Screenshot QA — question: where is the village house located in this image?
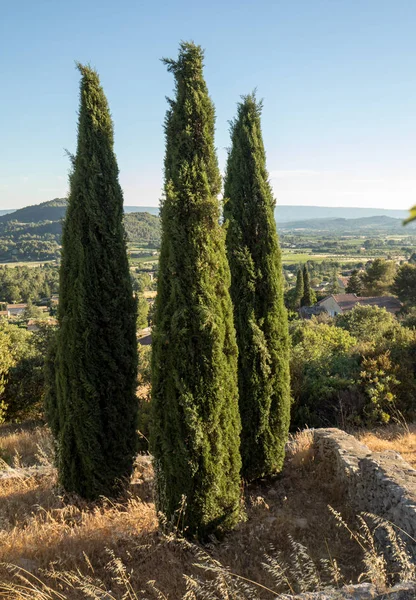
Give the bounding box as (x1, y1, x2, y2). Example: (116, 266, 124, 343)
(6, 303, 27, 316)
(300, 293, 402, 319)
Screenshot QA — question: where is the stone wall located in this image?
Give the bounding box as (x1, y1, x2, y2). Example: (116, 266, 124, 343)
(286, 581, 416, 599)
(283, 429, 416, 599)
(312, 428, 416, 553)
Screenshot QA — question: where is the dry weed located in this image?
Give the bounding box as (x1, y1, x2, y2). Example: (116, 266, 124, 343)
(0, 424, 54, 468)
(285, 429, 315, 469)
(357, 423, 416, 467)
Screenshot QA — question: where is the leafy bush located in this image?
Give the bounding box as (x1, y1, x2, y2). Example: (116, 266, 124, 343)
(359, 352, 399, 424)
(336, 305, 398, 345)
(290, 320, 359, 429)
(290, 307, 416, 429)
(0, 322, 56, 422)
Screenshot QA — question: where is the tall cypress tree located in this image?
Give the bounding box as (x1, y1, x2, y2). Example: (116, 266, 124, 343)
(294, 269, 304, 309)
(150, 43, 242, 539)
(301, 264, 316, 306)
(45, 64, 138, 499)
(224, 94, 291, 481)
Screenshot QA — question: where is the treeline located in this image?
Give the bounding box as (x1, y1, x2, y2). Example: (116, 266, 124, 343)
(0, 231, 60, 262)
(285, 257, 416, 313)
(0, 265, 59, 303)
(124, 212, 160, 246)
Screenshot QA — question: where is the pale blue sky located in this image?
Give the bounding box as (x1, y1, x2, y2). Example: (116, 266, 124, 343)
(1, 0, 415, 210)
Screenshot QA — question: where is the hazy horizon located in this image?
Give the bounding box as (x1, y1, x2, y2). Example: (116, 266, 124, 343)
(0, 200, 409, 221)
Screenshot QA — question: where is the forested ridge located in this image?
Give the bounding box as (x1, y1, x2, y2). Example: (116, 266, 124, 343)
(0, 198, 161, 261)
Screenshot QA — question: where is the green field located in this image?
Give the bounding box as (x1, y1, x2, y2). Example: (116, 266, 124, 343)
(0, 260, 57, 268)
(129, 256, 159, 266)
(280, 252, 371, 265)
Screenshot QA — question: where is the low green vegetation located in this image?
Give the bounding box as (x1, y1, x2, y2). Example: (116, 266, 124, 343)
(291, 305, 416, 429)
(0, 320, 54, 423)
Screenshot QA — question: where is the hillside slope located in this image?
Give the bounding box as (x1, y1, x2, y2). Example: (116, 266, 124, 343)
(0, 199, 160, 261)
(0, 198, 67, 224)
(278, 215, 412, 232)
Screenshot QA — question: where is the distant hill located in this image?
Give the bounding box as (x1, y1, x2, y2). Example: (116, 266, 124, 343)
(0, 198, 67, 224)
(2, 202, 407, 222)
(124, 205, 409, 221)
(124, 206, 159, 216)
(0, 198, 160, 262)
(274, 205, 408, 223)
(124, 212, 160, 244)
(277, 214, 413, 232)
(0, 198, 411, 263)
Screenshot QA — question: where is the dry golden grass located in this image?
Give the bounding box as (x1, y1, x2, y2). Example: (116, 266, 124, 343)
(0, 423, 53, 467)
(0, 424, 412, 598)
(357, 423, 416, 468)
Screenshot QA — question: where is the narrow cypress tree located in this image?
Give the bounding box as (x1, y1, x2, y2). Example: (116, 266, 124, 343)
(346, 269, 363, 295)
(294, 269, 304, 309)
(301, 264, 316, 306)
(45, 64, 138, 499)
(224, 94, 291, 481)
(150, 42, 242, 539)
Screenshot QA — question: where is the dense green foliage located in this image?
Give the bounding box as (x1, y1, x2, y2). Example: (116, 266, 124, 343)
(151, 43, 241, 539)
(0, 322, 55, 422)
(136, 296, 149, 329)
(301, 265, 316, 306)
(294, 269, 304, 308)
(46, 65, 138, 500)
(291, 306, 416, 429)
(346, 269, 363, 295)
(0, 265, 58, 303)
(392, 263, 416, 308)
(361, 258, 396, 296)
(224, 94, 290, 481)
(124, 212, 160, 247)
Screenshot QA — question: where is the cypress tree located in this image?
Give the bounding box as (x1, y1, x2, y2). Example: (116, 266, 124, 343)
(45, 64, 138, 499)
(301, 264, 316, 306)
(346, 269, 363, 295)
(224, 94, 291, 481)
(294, 269, 304, 309)
(150, 42, 242, 539)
